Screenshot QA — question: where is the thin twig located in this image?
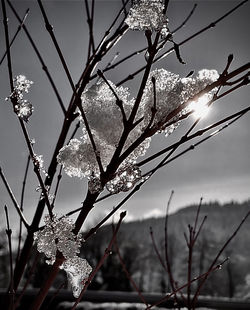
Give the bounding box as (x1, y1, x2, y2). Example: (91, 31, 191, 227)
(164, 190, 181, 305)
(117, 0, 249, 86)
(14, 252, 40, 309)
(114, 232, 148, 306)
(150, 227, 167, 272)
(156, 111, 249, 172)
(63, 104, 250, 221)
(2, 0, 54, 219)
(85, 0, 95, 61)
(138, 101, 250, 168)
(172, 3, 197, 34)
(0, 8, 29, 66)
(76, 103, 104, 176)
(4, 205, 15, 310)
(97, 69, 127, 122)
(43, 281, 66, 310)
(0, 167, 30, 229)
(83, 182, 143, 241)
(121, 0, 128, 16)
(7, 0, 66, 114)
(37, 0, 76, 92)
(146, 258, 229, 309)
(71, 212, 127, 310)
(2, 2, 56, 219)
(192, 209, 250, 307)
(186, 199, 205, 309)
(1, 0, 14, 90)
(52, 121, 81, 208)
(16, 155, 31, 264)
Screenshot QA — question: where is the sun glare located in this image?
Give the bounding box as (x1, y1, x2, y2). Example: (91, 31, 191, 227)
(189, 94, 211, 119)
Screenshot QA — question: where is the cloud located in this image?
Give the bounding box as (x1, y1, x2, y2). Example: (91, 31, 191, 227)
(143, 208, 165, 220)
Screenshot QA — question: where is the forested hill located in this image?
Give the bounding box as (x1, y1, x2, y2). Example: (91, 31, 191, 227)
(114, 199, 250, 252)
(84, 200, 250, 296)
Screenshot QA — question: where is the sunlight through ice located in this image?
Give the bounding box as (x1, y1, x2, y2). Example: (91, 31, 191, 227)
(189, 94, 211, 119)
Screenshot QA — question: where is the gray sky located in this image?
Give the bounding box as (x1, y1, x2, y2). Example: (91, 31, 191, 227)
(0, 0, 249, 231)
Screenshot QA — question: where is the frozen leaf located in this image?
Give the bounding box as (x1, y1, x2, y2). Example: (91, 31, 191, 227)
(125, 0, 167, 32)
(6, 75, 34, 121)
(14, 100, 33, 122)
(81, 81, 133, 147)
(57, 138, 115, 178)
(141, 68, 219, 128)
(61, 257, 92, 298)
(58, 68, 218, 180)
(106, 164, 142, 194)
(34, 214, 81, 265)
(14, 75, 33, 94)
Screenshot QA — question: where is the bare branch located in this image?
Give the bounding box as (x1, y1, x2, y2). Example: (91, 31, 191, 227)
(114, 232, 148, 306)
(16, 155, 31, 263)
(146, 258, 229, 309)
(0, 8, 29, 67)
(97, 69, 127, 123)
(4, 205, 15, 310)
(37, 0, 76, 92)
(0, 167, 30, 229)
(7, 0, 66, 114)
(192, 208, 250, 307)
(117, 0, 249, 86)
(71, 212, 127, 310)
(172, 3, 197, 34)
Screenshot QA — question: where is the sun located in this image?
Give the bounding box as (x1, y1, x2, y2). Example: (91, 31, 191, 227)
(189, 94, 211, 119)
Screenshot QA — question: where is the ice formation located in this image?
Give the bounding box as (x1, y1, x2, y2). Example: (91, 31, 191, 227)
(34, 214, 82, 265)
(125, 0, 168, 34)
(141, 68, 219, 129)
(58, 69, 218, 193)
(61, 257, 92, 298)
(106, 164, 142, 194)
(6, 75, 34, 122)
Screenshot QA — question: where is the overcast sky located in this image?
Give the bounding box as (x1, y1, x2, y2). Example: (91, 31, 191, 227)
(0, 0, 249, 232)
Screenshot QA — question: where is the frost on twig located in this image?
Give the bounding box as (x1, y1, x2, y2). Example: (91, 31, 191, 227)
(141, 68, 219, 130)
(106, 164, 142, 194)
(33, 214, 82, 265)
(6, 75, 34, 122)
(60, 257, 92, 298)
(125, 0, 169, 37)
(34, 214, 93, 297)
(57, 68, 219, 194)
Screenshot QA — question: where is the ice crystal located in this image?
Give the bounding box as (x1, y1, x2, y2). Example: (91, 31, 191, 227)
(33, 154, 44, 169)
(34, 214, 81, 265)
(58, 68, 218, 184)
(127, 138, 151, 163)
(141, 68, 219, 129)
(14, 75, 33, 95)
(125, 0, 167, 32)
(14, 100, 33, 122)
(57, 138, 115, 178)
(106, 164, 142, 194)
(58, 80, 149, 180)
(6, 75, 34, 122)
(81, 81, 133, 147)
(61, 257, 92, 298)
(164, 121, 180, 137)
(88, 176, 103, 194)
